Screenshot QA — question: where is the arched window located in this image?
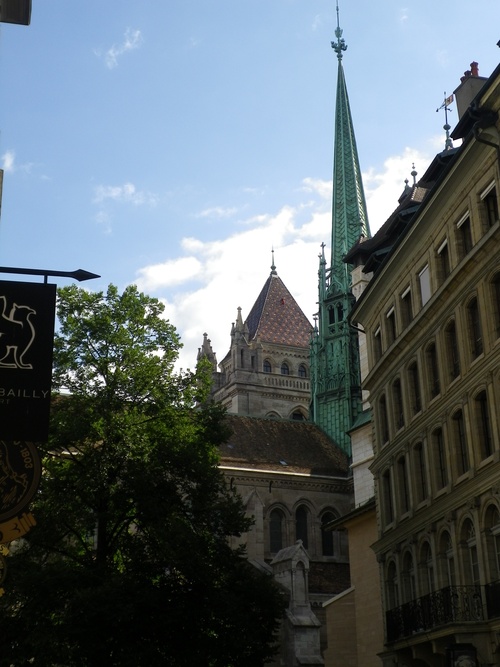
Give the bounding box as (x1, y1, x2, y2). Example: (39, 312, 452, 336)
(413, 442, 427, 504)
(408, 361, 421, 415)
(379, 394, 389, 444)
(467, 296, 483, 359)
(269, 509, 285, 553)
(426, 342, 440, 398)
(386, 561, 399, 610)
(402, 551, 416, 603)
(298, 364, 307, 378)
(321, 512, 336, 557)
(444, 319, 460, 381)
(263, 359, 272, 373)
(460, 519, 480, 586)
(474, 390, 493, 460)
(392, 378, 404, 430)
(295, 505, 309, 549)
(438, 531, 455, 587)
(291, 410, 305, 421)
(452, 409, 469, 476)
(432, 427, 448, 490)
(420, 542, 435, 594)
(281, 362, 289, 376)
(484, 505, 500, 582)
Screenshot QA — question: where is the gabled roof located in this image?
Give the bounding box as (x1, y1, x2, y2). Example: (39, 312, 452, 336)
(219, 415, 350, 477)
(245, 273, 312, 348)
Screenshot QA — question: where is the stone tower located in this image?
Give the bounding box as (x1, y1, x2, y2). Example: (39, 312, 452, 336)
(199, 255, 313, 419)
(310, 4, 371, 454)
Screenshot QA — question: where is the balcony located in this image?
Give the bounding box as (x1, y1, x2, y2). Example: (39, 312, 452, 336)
(386, 586, 483, 643)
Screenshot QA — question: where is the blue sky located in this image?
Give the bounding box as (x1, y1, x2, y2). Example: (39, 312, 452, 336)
(1, 1, 499, 370)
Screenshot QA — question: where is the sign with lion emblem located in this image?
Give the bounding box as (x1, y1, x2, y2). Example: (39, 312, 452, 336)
(0, 281, 56, 441)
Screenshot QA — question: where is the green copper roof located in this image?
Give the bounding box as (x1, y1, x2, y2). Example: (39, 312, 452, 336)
(309, 8, 370, 455)
(331, 57, 370, 282)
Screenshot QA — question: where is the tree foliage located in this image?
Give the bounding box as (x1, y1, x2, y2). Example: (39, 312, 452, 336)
(0, 284, 283, 666)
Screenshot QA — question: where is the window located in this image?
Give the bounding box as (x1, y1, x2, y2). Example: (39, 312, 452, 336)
(481, 182, 499, 228)
(321, 512, 336, 557)
(298, 364, 307, 378)
(437, 239, 450, 284)
(491, 272, 500, 338)
(467, 296, 483, 358)
(419, 264, 431, 306)
(269, 509, 285, 553)
(392, 379, 404, 431)
(461, 520, 480, 586)
(445, 320, 460, 381)
(382, 469, 394, 525)
(456, 212, 473, 259)
(386, 307, 396, 346)
(452, 409, 469, 476)
(263, 359, 272, 373)
(421, 542, 435, 594)
(433, 427, 448, 490)
(400, 287, 413, 328)
(408, 361, 421, 415)
(379, 394, 389, 444)
(475, 390, 493, 460)
(485, 506, 500, 582)
(386, 561, 399, 610)
(413, 442, 427, 503)
(402, 552, 416, 603)
(426, 342, 440, 398)
(438, 531, 456, 588)
(373, 327, 382, 362)
(281, 362, 289, 376)
(295, 506, 309, 549)
(397, 455, 410, 514)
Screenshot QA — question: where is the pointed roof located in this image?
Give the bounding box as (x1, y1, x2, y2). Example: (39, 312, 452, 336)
(330, 11, 370, 279)
(245, 270, 312, 348)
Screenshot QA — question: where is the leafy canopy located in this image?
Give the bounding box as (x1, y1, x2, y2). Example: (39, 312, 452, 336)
(0, 284, 283, 667)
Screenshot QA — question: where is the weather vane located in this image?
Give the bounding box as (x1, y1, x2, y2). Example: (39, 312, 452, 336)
(436, 92, 454, 150)
(331, 1, 347, 59)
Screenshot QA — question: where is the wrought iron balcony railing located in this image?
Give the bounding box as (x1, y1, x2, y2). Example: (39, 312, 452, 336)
(386, 585, 483, 643)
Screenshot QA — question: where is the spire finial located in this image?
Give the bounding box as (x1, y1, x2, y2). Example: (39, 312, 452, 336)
(411, 163, 417, 186)
(436, 92, 454, 151)
(331, 1, 347, 60)
(270, 248, 277, 275)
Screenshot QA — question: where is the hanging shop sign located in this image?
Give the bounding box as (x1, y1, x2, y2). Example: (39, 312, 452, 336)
(0, 281, 56, 442)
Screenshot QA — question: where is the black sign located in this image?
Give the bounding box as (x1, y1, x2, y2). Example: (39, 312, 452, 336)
(0, 281, 56, 441)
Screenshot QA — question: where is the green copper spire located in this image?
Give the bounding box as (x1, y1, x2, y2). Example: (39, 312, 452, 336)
(310, 4, 370, 455)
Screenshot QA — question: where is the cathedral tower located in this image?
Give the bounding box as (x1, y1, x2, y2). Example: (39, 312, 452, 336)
(310, 4, 370, 454)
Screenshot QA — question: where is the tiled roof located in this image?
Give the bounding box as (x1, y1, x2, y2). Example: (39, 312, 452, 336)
(220, 415, 349, 477)
(245, 274, 313, 348)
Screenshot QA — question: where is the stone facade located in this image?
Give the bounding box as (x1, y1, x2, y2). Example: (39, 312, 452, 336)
(350, 63, 500, 666)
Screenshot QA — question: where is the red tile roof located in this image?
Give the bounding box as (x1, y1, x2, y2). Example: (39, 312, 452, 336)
(245, 274, 313, 348)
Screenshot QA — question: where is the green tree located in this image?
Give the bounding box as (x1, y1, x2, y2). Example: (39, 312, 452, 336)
(0, 284, 283, 667)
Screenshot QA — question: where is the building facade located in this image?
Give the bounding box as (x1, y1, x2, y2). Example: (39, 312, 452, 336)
(351, 62, 500, 666)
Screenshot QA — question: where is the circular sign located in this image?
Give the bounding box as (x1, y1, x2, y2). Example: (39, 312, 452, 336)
(0, 441, 41, 523)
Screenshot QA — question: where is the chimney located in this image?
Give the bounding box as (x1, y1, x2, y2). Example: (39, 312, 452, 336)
(453, 62, 488, 119)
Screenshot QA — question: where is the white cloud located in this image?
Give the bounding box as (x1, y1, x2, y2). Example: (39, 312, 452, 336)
(1, 150, 15, 173)
(134, 146, 434, 371)
(1, 150, 34, 174)
(363, 146, 432, 232)
(93, 182, 157, 206)
(95, 28, 143, 70)
(197, 206, 238, 219)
